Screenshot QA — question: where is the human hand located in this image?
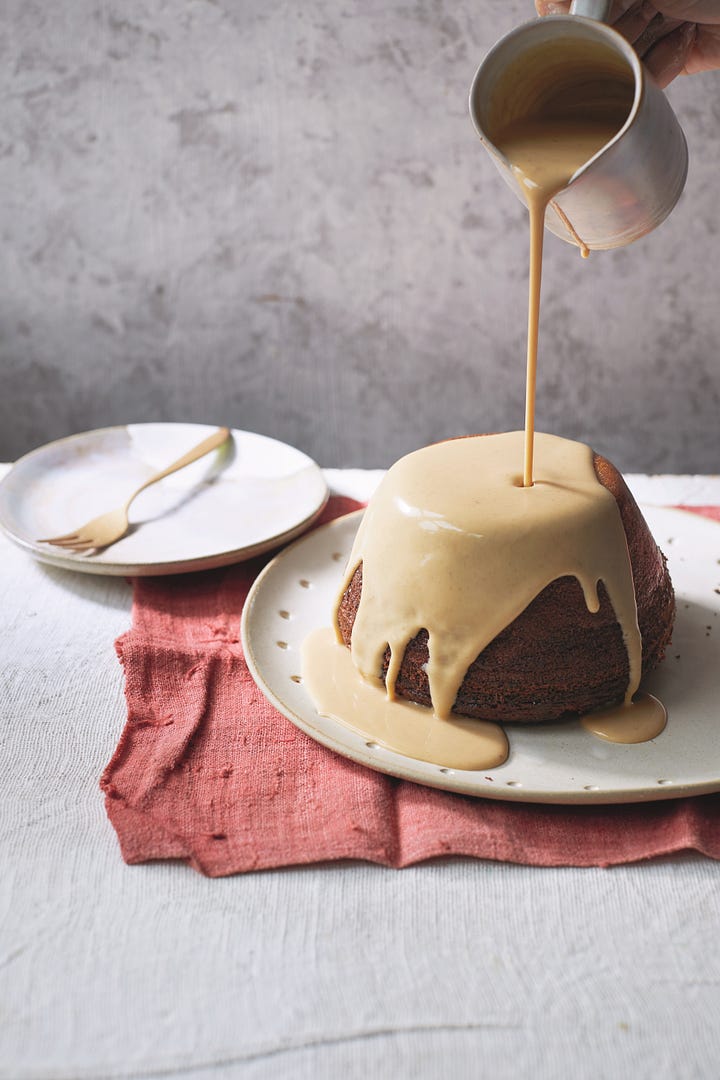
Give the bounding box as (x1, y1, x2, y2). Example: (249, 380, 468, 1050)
(535, 1, 720, 86)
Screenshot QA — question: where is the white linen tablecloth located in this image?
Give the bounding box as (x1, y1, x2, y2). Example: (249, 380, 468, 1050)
(2, 465, 720, 1080)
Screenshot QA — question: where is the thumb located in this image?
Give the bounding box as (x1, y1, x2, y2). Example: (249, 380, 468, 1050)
(644, 20, 697, 85)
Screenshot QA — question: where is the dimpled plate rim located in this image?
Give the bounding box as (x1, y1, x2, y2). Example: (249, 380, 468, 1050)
(241, 506, 720, 804)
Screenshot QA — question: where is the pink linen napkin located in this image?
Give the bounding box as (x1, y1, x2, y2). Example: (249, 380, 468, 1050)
(101, 497, 720, 874)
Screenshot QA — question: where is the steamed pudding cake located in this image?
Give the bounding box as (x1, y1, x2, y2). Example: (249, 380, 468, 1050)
(334, 432, 675, 724)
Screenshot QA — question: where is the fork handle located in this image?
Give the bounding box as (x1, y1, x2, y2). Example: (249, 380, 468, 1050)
(124, 426, 232, 509)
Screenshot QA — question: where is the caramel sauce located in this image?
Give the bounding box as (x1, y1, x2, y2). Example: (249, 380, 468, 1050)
(333, 431, 641, 727)
(581, 692, 667, 744)
(302, 627, 509, 771)
(492, 116, 626, 487)
(299, 50, 667, 767)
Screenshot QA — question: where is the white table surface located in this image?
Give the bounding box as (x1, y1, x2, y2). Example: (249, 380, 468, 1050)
(2, 464, 720, 1080)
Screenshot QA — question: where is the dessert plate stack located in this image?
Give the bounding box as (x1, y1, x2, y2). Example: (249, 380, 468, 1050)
(0, 424, 328, 576)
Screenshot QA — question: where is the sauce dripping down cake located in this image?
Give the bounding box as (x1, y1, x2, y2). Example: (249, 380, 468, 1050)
(333, 432, 674, 725)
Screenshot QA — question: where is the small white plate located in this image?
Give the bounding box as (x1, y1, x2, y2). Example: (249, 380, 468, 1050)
(0, 424, 328, 576)
(242, 507, 720, 804)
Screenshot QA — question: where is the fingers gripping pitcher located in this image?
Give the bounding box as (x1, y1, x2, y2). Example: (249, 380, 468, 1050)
(469, 0, 688, 252)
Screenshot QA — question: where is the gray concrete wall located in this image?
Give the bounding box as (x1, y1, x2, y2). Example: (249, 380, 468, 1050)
(2, 0, 719, 472)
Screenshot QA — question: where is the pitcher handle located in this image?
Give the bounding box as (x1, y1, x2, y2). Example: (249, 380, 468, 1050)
(569, 0, 612, 19)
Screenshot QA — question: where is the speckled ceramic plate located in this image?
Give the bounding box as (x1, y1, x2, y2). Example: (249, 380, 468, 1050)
(0, 424, 328, 576)
(242, 506, 720, 804)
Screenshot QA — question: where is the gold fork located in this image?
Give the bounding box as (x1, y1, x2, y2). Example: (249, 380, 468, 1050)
(39, 426, 231, 553)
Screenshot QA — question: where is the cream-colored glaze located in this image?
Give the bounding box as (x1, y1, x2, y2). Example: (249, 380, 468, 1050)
(493, 117, 627, 487)
(581, 692, 667, 744)
(302, 72, 666, 767)
(335, 431, 642, 724)
(550, 200, 589, 259)
(302, 627, 509, 771)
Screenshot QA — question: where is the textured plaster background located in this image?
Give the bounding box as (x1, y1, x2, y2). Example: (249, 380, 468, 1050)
(1, 0, 719, 471)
